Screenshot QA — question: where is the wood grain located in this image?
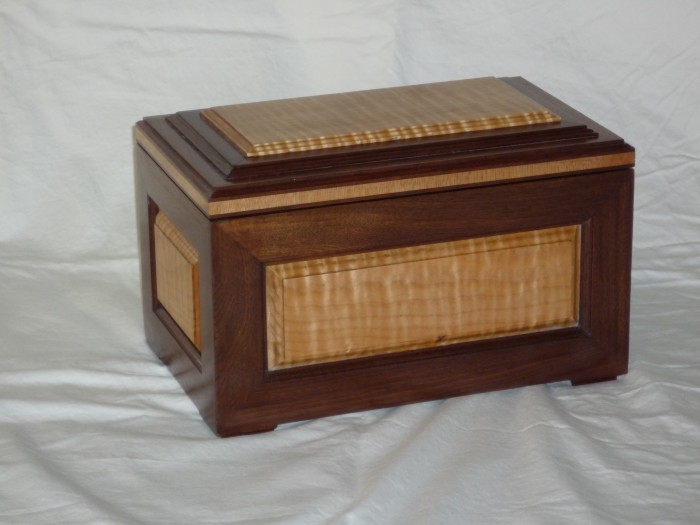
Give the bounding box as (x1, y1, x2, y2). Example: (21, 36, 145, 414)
(266, 226, 580, 369)
(203, 77, 560, 157)
(154, 211, 201, 350)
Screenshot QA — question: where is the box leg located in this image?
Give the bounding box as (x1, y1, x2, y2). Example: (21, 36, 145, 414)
(570, 375, 618, 387)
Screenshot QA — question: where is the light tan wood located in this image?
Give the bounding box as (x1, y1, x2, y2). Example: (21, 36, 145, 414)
(202, 77, 560, 157)
(266, 226, 580, 369)
(154, 211, 201, 351)
(134, 125, 635, 218)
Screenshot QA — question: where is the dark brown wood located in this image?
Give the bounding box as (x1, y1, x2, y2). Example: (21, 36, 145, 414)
(135, 145, 216, 428)
(571, 375, 619, 387)
(134, 77, 634, 436)
(204, 170, 632, 435)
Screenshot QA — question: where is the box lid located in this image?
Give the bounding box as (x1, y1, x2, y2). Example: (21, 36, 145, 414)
(135, 77, 634, 218)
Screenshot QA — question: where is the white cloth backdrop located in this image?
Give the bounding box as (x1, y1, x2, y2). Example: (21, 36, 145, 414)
(1, 1, 699, 523)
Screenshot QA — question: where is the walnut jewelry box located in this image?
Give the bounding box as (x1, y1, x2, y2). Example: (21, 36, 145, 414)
(134, 76, 634, 437)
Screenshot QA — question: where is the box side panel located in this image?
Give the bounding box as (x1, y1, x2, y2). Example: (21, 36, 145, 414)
(134, 144, 216, 431)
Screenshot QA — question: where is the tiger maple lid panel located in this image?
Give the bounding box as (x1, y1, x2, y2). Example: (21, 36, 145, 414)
(201, 77, 561, 157)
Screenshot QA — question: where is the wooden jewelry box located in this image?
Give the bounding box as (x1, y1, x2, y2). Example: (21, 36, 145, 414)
(134, 77, 634, 437)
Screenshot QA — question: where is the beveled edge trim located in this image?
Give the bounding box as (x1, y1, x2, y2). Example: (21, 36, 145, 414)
(203, 108, 561, 158)
(200, 109, 254, 154)
(135, 123, 634, 218)
(201, 77, 562, 157)
(135, 125, 210, 214)
(155, 211, 198, 265)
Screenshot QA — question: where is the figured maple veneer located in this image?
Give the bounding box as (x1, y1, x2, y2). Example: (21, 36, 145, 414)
(153, 211, 201, 351)
(266, 226, 580, 369)
(202, 77, 560, 157)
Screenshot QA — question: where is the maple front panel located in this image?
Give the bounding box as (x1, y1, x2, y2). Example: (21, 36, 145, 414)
(266, 226, 580, 369)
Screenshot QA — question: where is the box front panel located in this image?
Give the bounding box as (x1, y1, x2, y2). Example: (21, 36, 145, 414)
(266, 226, 580, 369)
(212, 169, 632, 435)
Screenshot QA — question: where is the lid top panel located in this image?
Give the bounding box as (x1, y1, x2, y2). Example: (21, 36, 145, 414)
(202, 77, 561, 158)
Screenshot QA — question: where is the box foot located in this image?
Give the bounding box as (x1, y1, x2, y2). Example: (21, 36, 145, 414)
(570, 375, 618, 387)
(217, 424, 278, 438)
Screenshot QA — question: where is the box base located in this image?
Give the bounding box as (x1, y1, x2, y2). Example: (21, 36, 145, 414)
(135, 143, 633, 437)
